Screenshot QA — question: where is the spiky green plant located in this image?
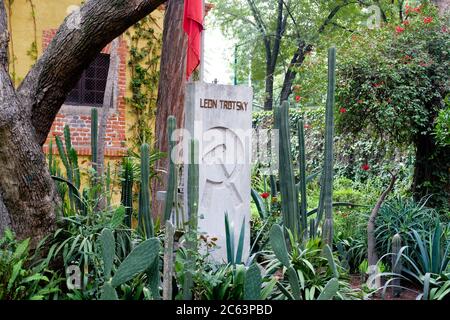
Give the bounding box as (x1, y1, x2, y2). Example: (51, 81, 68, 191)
(91, 108, 99, 174)
(316, 46, 336, 245)
(225, 212, 246, 265)
(182, 139, 199, 300)
(138, 143, 154, 239)
(120, 157, 134, 229)
(163, 116, 177, 222)
(274, 101, 301, 239)
(391, 233, 402, 297)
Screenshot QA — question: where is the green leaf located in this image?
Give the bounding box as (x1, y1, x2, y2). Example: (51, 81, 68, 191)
(244, 264, 261, 300)
(317, 278, 339, 300)
(235, 217, 246, 264)
(269, 224, 291, 268)
(100, 228, 115, 280)
(13, 239, 30, 260)
(100, 282, 119, 300)
(111, 238, 160, 287)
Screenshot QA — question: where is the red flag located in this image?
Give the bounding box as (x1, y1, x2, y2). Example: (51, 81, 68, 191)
(183, 0, 204, 80)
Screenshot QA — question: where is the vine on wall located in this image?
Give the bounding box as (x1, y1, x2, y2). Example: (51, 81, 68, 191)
(5, 0, 39, 85)
(25, 0, 38, 64)
(125, 16, 162, 151)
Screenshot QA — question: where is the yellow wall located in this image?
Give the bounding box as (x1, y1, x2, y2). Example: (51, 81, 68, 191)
(7, 0, 164, 205)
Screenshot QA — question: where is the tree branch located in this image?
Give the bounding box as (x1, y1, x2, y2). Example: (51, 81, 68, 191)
(0, 0, 9, 70)
(17, 0, 166, 145)
(247, 0, 271, 62)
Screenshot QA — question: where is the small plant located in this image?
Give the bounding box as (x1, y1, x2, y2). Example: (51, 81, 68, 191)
(0, 229, 62, 300)
(99, 228, 160, 300)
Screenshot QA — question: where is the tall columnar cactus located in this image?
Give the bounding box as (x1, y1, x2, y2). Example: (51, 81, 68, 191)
(316, 47, 336, 245)
(163, 116, 177, 222)
(139, 143, 154, 239)
(99, 228, 160, 300)
(162, 220, 175, 300)
(297, 119, 308, 237)
(91, 107, 99, 174)
(120, 157, 134, 229)
(55, 125, 82, 211)
(183, 139, 199, 300)
(391, 233, 403, 297)
(274, 101, 301, 239)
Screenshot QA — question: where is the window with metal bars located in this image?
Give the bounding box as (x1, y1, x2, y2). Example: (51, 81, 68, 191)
(65, 53, 110, 107)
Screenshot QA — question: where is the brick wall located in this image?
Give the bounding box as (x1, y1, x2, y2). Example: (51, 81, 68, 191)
(42, 29, 128, 158)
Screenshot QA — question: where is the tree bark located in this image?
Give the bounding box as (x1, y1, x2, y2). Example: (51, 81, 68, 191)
(151, 0, 187, 219)
(0, 0, 165, 244)
(412, 131, 450, 208)
(367, 172, 396, 288)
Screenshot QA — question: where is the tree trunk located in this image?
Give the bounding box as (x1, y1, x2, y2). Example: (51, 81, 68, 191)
(367, 172, 396, 288)
(0, 0, 165, 244)
(412, 131, 450, 208)
(151, 0, 187, 219)
(279, 44, 312, 103)
(264, 64, 275, 110)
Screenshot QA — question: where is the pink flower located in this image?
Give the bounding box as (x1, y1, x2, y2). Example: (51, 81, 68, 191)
(357, 99, 363, 104)
(304, 124, 311, 129)
(402, 20, 410, 26)
(361, 164, 370, 171)
(395, 26, 405, 33)
(423, 17, 433, 24)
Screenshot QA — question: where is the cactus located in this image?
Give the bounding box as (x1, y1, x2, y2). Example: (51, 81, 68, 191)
(163, 116, 177, 222)
(139, 143, 154, 239)
(391, 233, 402, 297)
(316, 47, 336, 245)
(244, 264, 262, 300)
(99, 228, 161, 300)
(297, 118, 308, 238)
(183, 139, 199, 300)
(163, 220, 175, 300)
(317, 278, 339, 300)
(120, 157, 134, 229)
(91, 107, 98, 174)
(269, 224, 301, 300)
(274, 101, 301, 238)
(54, 125, 83, 212)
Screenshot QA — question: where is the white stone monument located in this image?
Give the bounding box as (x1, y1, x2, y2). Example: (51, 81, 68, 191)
(183, 82, 253, 263)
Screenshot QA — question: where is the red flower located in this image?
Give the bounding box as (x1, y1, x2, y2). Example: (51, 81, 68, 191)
(413, 6, 422, 13)
(339, 107, 347, 113)
(372, 82, 383, 88)
(361, 164, 370, 171)
(395, 26, 405, 33)
(295, 95, 301, 102)
(402, 20, 410, 26)
(260, 192, 270, 199)
(405, 5, 411, 15)
(423, 17, 433, 24)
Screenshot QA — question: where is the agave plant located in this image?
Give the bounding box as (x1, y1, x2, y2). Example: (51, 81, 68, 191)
(381, 220, 450, 300)
(375, 196, 437, 257)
